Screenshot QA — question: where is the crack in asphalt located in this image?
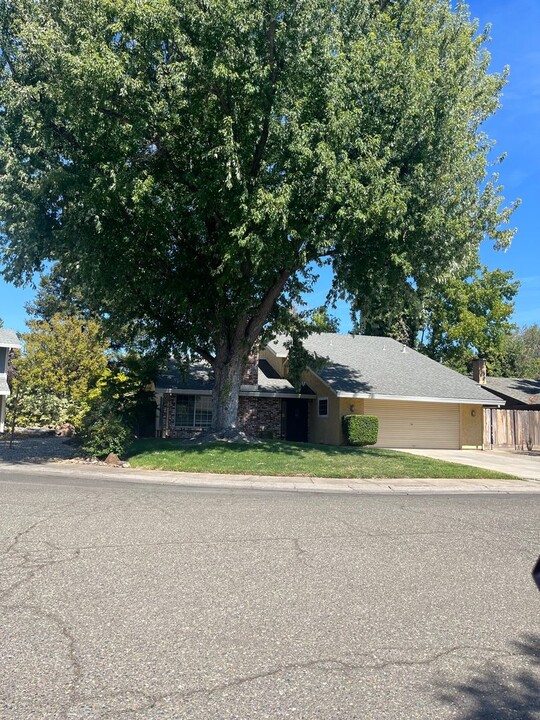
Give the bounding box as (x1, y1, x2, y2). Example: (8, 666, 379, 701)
(396, 501, 536, 558)
(0, 495, 94, 601)
(7, 526, 481, 555)
(67, 644, 523, 718)
(2, 604, 82, 720)
(292, 538, 313, 567)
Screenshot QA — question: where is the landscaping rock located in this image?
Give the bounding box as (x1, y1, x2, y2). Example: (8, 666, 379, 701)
(55, 422, 76, 438)
(104, 452, 123, 466)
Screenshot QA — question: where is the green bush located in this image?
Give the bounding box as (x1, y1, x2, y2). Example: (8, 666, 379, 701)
(79, 413, 132, 458)
(8, 388, 81, 428)
(342, 415, 378, 446)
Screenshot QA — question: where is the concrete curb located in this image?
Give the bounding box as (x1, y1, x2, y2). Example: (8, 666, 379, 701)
(1, 460, 540, 494)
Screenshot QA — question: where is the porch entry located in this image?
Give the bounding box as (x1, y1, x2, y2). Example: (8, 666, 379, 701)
(283, 399, 309, 442)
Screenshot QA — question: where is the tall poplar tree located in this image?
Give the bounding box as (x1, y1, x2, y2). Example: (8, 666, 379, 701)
(0, 0, 516, 430)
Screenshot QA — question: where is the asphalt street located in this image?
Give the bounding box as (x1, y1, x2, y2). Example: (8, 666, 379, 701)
(1, 471, 539, 720)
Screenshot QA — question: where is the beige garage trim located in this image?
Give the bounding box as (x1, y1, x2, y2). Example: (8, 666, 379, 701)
(364, 400, 460, 449)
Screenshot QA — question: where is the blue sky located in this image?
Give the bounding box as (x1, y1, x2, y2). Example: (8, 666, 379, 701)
(1, 0, 538, 334)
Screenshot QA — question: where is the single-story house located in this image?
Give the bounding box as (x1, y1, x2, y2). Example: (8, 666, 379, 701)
(156, 333, 504, 449)
(154, 350, 315, 441)
(262, 334, 504, 449)
(0, 328, 21, 433)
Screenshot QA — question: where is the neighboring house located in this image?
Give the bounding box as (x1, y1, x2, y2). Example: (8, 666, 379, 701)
(263, 334, 503, 449)
(474, 361, 540, 409)
(154, 350, 315, 441)
(156, 333, 503, 449)
(0, 328, 21, 433)
(472, 358, 540, 448)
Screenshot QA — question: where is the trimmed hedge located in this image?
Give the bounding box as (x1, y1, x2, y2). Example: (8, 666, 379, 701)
(342, 415, 378, 446)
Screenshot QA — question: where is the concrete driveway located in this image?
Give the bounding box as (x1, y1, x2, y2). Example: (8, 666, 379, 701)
(398, 448, 540, 480)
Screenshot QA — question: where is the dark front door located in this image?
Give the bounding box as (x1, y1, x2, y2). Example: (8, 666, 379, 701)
(284, 399, 309, 442)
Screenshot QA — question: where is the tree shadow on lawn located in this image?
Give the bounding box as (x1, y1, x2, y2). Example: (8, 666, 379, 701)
(127, 439, 400, 460)
(438, 634, 540, 720)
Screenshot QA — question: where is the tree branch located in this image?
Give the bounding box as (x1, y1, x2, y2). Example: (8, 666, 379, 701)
(211, 84, 232, 116)
(194, 345, 215, 364)
(249, 18, 279, 184)
(245, 266, 291, 346)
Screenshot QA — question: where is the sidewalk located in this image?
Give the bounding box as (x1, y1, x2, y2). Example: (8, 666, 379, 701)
(1, 460, 540, 494)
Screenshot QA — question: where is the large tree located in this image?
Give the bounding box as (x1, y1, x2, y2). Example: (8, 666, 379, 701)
(0, 0, 516, 430)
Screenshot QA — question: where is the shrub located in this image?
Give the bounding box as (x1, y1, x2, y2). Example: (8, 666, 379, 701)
(342, 415, 378, 446)
(79, 413, 131, 458)
(8, 388, 81, 428)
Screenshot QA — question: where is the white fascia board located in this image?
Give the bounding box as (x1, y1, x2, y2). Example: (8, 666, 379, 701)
(335, 391, 505, 406)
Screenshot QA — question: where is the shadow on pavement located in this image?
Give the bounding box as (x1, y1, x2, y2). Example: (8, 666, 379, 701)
(439, 634, 540, 719)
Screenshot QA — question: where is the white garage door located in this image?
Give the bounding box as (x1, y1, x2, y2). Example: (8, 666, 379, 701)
(364, 400, 460, 449)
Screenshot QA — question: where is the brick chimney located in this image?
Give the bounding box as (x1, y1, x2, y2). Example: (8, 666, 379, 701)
(472, 358, 487, 385)
(242, 346, 259, 386)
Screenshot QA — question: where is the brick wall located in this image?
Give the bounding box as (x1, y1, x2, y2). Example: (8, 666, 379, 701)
(158, 393, 283, 439)
(237, 397, 283, 438)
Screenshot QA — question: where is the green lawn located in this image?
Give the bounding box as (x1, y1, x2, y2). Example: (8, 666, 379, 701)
(126, 439, 517, 479)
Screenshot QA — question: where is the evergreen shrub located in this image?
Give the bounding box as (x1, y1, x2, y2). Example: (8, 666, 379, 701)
(342, 415, 378, 446)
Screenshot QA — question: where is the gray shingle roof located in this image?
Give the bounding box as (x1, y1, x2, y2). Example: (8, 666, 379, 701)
(156, 360, 314, 397)
(267, 333, 501, 404)
(156, 361, 212, 392)
(484, 377, 540, 406)
(0, 328, 21, 348)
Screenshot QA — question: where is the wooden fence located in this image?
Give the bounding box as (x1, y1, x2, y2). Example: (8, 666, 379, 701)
(484, 408, 540, 450)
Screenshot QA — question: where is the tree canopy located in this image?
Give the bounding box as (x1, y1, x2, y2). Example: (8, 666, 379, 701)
(0, 0, 517, 429)
(418, 265, 519, 374)
(499, 324, 540, 379)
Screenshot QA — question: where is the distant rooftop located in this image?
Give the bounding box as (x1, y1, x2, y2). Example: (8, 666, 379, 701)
(0, 328, 21, 348)
(484, 377, 540, 406)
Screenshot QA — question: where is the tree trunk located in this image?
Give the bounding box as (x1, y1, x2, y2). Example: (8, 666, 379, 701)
(211, 350, 246, 432)
(209, 269, 291, 433)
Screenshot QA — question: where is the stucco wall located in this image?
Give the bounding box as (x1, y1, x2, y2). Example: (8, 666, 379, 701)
(259, 348, 287, 377)
(303, 370, 340, 445)
(460, 404, 483, 449)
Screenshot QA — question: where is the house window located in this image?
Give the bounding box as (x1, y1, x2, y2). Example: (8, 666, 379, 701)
(175, 395, 213, 428)
(318, 397, 329, 417)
